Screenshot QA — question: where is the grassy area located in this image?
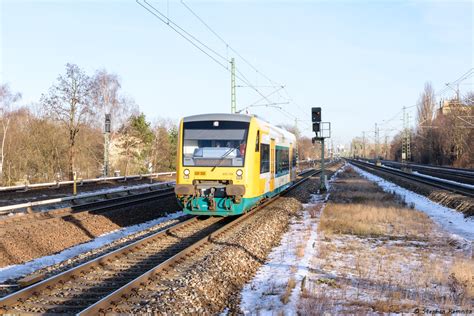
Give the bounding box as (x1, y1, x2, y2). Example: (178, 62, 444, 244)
(298, 165, 474, 314)
(320, 167, 433, 238)
(320, 203, 433, 238)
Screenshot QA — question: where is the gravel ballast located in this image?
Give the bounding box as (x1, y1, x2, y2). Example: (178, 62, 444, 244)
(121, 164, 343, 314)
(0, 196, 180, 267)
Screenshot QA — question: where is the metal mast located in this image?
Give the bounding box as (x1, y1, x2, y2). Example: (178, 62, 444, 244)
(104, 114, 111, 177)
(230, 58, 236, 113)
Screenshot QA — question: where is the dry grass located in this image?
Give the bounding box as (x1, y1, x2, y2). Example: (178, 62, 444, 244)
(298, 165, 474, 313)
(319, 203, 433, 238)
(280, 277, 296, 304)
(296, 244, 305, 258)
(449, 258, 474, 299)
(308, 204, 322, 218)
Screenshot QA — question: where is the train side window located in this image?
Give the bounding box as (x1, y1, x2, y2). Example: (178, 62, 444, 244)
(255, 131, 260, 152)
(275, 147, 289, 175)
(260, 143, 270, 173)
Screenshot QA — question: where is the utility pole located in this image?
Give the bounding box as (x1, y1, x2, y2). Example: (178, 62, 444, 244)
(104, 114, 111, 177)
(384, 135, 388, 159)
(362, 131, 366, 159)
(230, 58, 236, 114)
(402, 107, 406, 163)
(406, 112, 411, 161)
(402, 106, 411, 167)
(374, 123, 378, 160)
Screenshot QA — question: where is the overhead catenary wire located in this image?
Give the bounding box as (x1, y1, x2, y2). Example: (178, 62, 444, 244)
(138, 0, 279, 107)
(180, 0, 309, 121)
(140, 0, 312, 132)
(137, 0, 229, 69)
(180, 0, 281, 87)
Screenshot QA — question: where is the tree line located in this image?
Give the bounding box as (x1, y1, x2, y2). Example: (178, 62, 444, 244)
(351, 83, 473, 168)
(0, 64, 324, 186)
(0, 64, 178, 185)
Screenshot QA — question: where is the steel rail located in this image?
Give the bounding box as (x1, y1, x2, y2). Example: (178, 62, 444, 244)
(0, 186, 176, 226)
(379, 160, 474, 185)
(349, 159, 474, 198)
(0, 169, 319, 315)
(0, 172, 176, 192)
(79, 168, 319, 315)
(0, 181, 175, 216)
(380, 160, 474, 176)
(0, 216, 222, 314)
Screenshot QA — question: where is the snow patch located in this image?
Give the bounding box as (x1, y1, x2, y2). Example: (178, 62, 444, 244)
(351, 164, 474, 241)
(240, 180, 333, 315)
(240, 199, 321, 314)
(0, 212, 185, 283)
(411, 171, 474, 190)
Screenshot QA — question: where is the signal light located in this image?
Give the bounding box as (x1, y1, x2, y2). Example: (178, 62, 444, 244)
(313, 122, 320, 132)
(312, 107, 321, 122)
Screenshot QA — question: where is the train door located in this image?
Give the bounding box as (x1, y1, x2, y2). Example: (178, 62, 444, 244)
(270, 138, 275, 191)
(290, 144, 295, 180)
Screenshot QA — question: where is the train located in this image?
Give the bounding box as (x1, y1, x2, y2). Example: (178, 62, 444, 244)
(174, 113, 297, 216)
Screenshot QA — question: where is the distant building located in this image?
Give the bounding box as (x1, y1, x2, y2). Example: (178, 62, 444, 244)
(439, 99, 472, 115)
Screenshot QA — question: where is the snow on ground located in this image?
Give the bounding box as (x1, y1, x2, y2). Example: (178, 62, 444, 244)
(240, 194, 323, 315)
(240, 169, 343, 315)
(0, 181, 175, 208)
(240, 164, 473, 314)
(351, 164, 474, 241)
(411, 171, 474, 190)
(0, 212, 184, 283)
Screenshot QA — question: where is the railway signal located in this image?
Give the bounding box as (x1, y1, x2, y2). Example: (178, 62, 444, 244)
(104, 114, 111, 177)
(311, 107, 330, 192)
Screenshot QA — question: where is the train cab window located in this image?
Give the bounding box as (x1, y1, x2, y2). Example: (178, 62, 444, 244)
(260, 143, 270, 173)
(182, 120, 249, 167)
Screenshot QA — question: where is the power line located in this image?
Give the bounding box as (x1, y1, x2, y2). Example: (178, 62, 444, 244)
(140, 0, 311, 129)
(181, 0, 281, 87)
(180, 0, 305, 115)
(137, 1, 228, 69)
(138, 0, 281, 108)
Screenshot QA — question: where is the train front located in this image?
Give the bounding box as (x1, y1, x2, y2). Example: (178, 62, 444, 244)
(174, 114, 252, 216)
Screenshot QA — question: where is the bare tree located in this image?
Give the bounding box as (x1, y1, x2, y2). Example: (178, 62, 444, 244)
(415, 82, 436, 163)
(0, 84, 21, 184)
(417, 82, 436, 127)
(41, 63, 95, 179)
(91, 70, 138, 130)
(91, 70, 121, 128)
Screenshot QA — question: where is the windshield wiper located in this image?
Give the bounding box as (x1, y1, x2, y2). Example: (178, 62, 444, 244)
(211, 146, 240, 171)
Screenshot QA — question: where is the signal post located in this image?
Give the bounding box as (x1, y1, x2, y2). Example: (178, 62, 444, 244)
(311, 107, 331, 192)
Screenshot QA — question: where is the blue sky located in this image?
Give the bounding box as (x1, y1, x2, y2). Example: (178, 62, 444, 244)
(1, 0, 472, 146)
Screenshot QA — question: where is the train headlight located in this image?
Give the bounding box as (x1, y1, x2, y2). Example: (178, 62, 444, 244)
(236, 169, 243, 179)
(184, 169, 190, 179)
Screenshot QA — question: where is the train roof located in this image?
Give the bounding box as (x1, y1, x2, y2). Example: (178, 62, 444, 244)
(183, 113, 252, 123)
(182, 113, 296, 141)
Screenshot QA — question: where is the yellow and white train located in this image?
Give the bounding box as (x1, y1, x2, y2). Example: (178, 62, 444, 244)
(174, 113, 297, 216)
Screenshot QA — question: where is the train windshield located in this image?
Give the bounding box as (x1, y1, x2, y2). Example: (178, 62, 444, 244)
(182, 120, 249, 167)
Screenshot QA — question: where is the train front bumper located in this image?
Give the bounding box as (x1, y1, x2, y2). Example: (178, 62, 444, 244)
(175, 184, 247, 215)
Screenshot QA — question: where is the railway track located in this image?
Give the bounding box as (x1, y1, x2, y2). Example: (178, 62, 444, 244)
(379, 160, 474, 186)
(0, 169, 319, 315)
(0, 186, 175, 228)
(349, 159, 474, 198)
